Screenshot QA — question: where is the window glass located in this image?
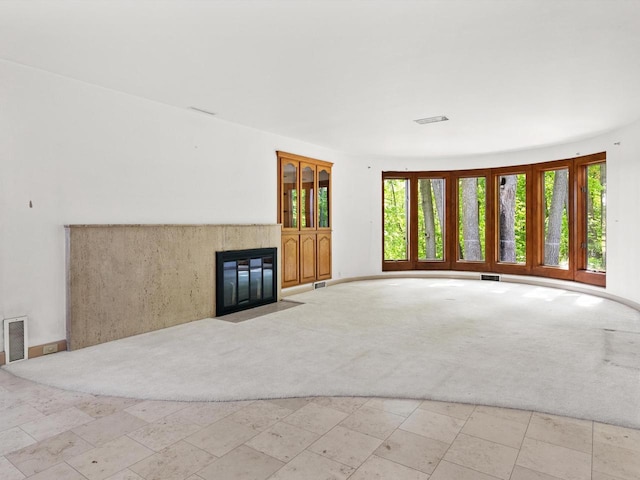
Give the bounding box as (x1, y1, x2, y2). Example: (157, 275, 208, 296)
(543, 169, 569, 268)
(585, 163, 606, 272)
(417, 178, 445, 260)
(384, 178, 409, 260)
(458, 177, 486, 261)
(497, 173, 526, 263)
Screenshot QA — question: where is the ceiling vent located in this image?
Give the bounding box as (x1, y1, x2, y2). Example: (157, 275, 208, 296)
(188, 107, 217, 116)
(414, 115, 449, 125)
(4, 316, 28, 364)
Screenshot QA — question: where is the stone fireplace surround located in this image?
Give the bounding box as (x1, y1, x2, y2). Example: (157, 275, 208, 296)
(65, 224, 281, 350)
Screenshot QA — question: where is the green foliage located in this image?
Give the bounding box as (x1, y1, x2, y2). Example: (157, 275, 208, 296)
(514, 174, 527, 263)
(383, 179, 408, 260)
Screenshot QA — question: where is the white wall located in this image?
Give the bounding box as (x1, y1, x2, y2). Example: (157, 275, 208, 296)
(334, 120, 640, 305)
(0, 60, 347, 349)
(2, 58, 639, 351)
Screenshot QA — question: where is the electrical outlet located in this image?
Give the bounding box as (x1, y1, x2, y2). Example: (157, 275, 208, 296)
(42, 343, 58, 355)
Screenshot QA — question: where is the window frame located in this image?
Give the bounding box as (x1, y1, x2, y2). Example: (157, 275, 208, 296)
(382, 153, 606, 287)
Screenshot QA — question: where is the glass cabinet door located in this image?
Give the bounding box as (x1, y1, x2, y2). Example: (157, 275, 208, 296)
(282, 162, 298, 229)
(300, 164, 315, 229)
(318, 168, 330, 228)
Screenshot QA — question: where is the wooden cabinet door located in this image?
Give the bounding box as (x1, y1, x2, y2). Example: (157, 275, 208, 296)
(299, 233, 317, 284)
(282, 234, 300, 288)
(317, 232, 332, 280)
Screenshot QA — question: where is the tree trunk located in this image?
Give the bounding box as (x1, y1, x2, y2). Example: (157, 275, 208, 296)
(419, 179, 436, 259)
(432, 179, 445, 235)
(544, 169, 568, 266)
(498, 175, 517, 262)
(461, 178, 482, 260)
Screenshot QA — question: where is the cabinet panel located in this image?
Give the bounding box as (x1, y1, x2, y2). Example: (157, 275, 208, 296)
(300, 234, 317, 284)
(317, 232, 332, 280)
(282, 235, 299, 288)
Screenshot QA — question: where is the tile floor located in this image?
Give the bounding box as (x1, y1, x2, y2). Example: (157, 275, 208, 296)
(1, 369, 639, 480)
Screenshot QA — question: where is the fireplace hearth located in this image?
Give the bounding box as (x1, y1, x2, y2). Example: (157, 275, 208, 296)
(216, 248, 277, 316)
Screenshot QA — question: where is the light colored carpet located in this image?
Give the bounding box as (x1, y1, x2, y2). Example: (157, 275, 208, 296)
(5, 279, 640, 428)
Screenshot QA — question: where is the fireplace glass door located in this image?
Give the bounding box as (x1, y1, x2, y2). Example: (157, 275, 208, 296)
(216, 248, 277, 316)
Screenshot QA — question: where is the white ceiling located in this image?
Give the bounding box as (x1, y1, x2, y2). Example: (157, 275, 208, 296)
(2, 0, 640, 158)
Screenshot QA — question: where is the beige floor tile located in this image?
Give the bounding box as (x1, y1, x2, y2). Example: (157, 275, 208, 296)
(462, 411, 528, 448)
(340, 405, 406, 440)
(197, 445, 283, 480)
(349, 454, 430, 480)
(443, 433, 519, 480)
(245, 420, 319, 462)
(516, 437, 591, 480)
(312, 396, 369, 413)
(129, 440, 215, 480)
(474, 405, 532, 425)
(591, 472, 627, 480)
(0, 427, 36, 456)
(594, 422, 640, 453)
(0, 456, 25, 480)
(26, 388, 95, 416)
(365, 398, 422, 417)
(268, 450, 354, 480)
(0, 403, 45, 431)
(184, 417, 259, 457)
(20, 406, 94, 441)
(124, 400, 188, 423)
(73, 411, 148, 446)
(0, 386, 21, 410)
(375, 428, 449, 474)
(26, 462, 88, 480)
(526, 413, 593, 454)
(308, 425, 382, 468)
(511, 465, 568, 479)
(419, 400, 476, 420)
(593, 441, 640, 480)
(227, 400, 293, 431)
(165, 401, 251, 427)
(400, 407, 465, 444)
(104, 469, 145, 480)
(67, 435, 154, 480)
(430, 459, 503, 480)
(75, 397, 141, 419)
(6, 430, 92, 476)
(266, 397, 311, 411)
(282, 402, 348, 435)
(126, 415, 202, 451)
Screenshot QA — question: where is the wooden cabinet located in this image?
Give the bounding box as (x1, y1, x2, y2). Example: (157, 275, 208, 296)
(278, 151, 332, 287)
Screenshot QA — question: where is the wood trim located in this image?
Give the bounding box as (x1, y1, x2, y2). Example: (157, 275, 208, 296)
(28, 340, 67, 359)
(276, 151, 334, 168)
(0, 340, 67, 366)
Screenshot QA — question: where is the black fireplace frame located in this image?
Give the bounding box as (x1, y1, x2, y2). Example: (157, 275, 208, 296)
(215, 247, 278, 316)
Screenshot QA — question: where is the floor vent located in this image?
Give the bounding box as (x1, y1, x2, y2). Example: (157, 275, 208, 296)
(4, 316, 28, 364)
(481, 274, 500, 282)
(314, 281, 327, 289)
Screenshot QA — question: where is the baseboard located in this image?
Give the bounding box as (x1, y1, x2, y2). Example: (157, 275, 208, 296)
(0, 339, 67, 366)
(28, 340, 67, 360)
(284, 272, 640, 313)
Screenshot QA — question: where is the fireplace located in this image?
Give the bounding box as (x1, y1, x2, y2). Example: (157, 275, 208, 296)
(216, 248, 277, 316)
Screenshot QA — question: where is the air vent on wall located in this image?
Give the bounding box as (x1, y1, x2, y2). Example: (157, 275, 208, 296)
(314, 281, 327, 289)
(481, 274, 500, 282)
(4, 316, 28, 364)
